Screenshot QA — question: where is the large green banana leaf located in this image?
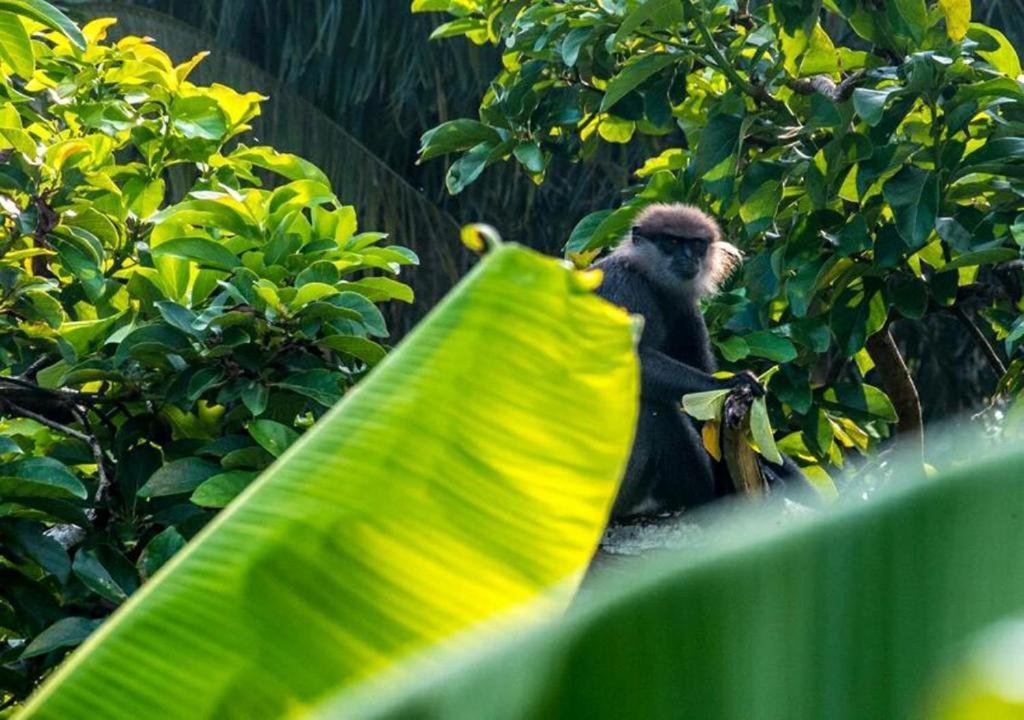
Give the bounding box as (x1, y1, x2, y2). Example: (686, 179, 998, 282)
(18, 246, 639, 719)
(325, 439, 1024, 720)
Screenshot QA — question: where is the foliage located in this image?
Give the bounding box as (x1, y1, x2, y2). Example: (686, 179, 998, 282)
(326, 437, 1024, 720)
(414, 0, 1024, 478)
(0, 8, 415, 705)
(17, 244, 639, 720)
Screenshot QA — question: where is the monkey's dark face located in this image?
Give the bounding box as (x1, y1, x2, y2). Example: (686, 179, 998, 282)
(634, 230, 711, 281)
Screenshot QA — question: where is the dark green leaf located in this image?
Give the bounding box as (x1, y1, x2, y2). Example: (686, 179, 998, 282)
(152, 238, 240, 271)
(190, 471, 257, 509)
(137, 458, 220, 498)
(20, 617, 102, 660)
(138, 528, 187, 580)
(247, 420, 299, 458)
(883, 166, 937, 249)
(600, 54, 676, 112)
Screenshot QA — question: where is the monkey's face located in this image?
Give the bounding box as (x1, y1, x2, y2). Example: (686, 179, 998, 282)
(634, 231, 711, 282)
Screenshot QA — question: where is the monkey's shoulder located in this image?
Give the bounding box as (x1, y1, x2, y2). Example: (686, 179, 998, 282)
(592, 256, 661, 309)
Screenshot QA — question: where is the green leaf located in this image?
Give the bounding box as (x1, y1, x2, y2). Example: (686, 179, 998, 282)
(560, 26, 592, 67)
(891, 275, 928, 319)
(318, 335, 388, 366)
(275, 369, 343, 407)
(681, 389, 731, 421)
(968, 24, 1021, 78)
(893, 0, 928, 43)
(229, 146, 330, 185)
(942, 248, 1019, 271)
(749, 397, 783, 464)
(72, 550, 130, 604)
(615, 0, 684, 43)
(600, 53, 676, 112)
(0, 0, 85, 49)
(883, 166, 937, 249)
(852, 88, 899, 126)
(190, 471, 257, 508)
(137, 528, 186, 580)
(512, 141, 544, 173)
(445, 142, 494, 194)
(7, 521, 70, 582)
(824, 383, 898, 422)
(171, 96, 228, 140)
(0, 10, 34, 77)
(137, 458, 220, 498)
(17, 246, 638, 720)
(0, 458, 86, 500)
(20, 617, 103, 660)
(419, 120, 501, 162)
(152, 238, 240, 271)
(247, 419, 299, 457)
(744, 331, 798, 362)
(329, 440, 1024, 720)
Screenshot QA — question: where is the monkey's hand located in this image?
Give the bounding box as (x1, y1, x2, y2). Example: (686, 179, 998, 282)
(725, 370, 765, 397)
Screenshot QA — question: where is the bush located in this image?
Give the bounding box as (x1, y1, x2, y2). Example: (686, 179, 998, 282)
(415, 0, 1024, 476)
(0, 10, 415, 703)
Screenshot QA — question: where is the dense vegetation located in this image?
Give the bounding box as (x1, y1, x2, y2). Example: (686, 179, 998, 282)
(3, 0, 1024, 716)
(415, 0, 1024, 478)
(0, 6, 413, 704)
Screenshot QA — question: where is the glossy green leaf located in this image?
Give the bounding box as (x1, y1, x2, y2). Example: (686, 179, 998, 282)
(968, 24, 1022, 78)
(0, 10, 34, 77)
(600, 54, 676, 112)
(0, 458, 86, 500)
(190, 471, 257, 508)
(749, 396, 783, 465)
(136, 458, 220, 498)
(20, 618, 103, 660)
(247, 420, 299, 458)
(681, 389, 730, 421)
(19, 246, 638, 720)
(883, 167, 937, 249)
(0, 0, 85, 49)
(151, 238, 240, 271)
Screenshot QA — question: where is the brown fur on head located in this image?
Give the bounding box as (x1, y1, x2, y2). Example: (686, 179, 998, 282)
(612, 203, 742, 298)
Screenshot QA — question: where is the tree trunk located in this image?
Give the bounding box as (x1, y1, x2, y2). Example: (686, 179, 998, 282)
(866, 327, 924, 460)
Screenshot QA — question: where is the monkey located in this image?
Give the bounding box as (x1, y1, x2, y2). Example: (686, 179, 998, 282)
(593, 203, 809, 520)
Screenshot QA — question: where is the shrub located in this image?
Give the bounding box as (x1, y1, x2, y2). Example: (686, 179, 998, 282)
(415, 0, 1024, 476)
(0, 10, 415, 703)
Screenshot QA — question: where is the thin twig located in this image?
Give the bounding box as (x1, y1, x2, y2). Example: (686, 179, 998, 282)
(691, 11, 786, 112)
(951, 305, 1007, 377)
(0, 399, 92, 443)
(71, 407, 113, 505)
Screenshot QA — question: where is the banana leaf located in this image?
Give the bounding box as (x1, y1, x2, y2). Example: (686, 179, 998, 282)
(18, 246, 639, 720)
(326, 439, 1024, 720)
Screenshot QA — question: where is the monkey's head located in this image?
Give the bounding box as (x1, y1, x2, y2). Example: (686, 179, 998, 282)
(619, 203, 742, 298)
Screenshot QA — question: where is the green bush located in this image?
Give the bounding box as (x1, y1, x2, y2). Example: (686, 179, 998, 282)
(415, 0, 1024, 476)
(0, 9, 414, 704)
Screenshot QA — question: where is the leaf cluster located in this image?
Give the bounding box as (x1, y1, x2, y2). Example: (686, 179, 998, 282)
(415, 0, 1024, 478)
(0, 7, 415, 703)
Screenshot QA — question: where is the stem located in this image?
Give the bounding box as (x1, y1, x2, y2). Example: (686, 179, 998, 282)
(691, 11, 786, 112)
(0, 400, 92, 444)
(951, 305, 1007, 377)
(866, 326, 924, 461)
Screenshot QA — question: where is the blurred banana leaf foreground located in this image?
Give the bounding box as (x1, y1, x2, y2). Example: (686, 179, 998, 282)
(17, 246, 640, 720)
(327, 440, 1024, 720)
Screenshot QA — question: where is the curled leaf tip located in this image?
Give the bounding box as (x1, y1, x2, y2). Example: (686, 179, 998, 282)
(460, 223, 503, 254)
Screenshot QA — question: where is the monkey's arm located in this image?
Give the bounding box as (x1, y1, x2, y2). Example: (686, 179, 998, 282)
(640, 347, 760, 402)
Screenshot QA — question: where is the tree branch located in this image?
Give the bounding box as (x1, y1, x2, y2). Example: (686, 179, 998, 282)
(951, 305, 1007, 377)
(866, 326, 924, 460)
